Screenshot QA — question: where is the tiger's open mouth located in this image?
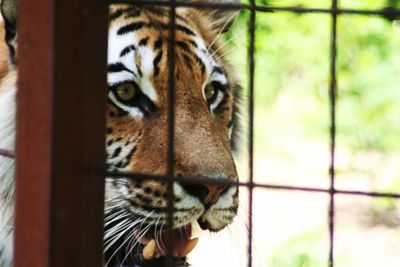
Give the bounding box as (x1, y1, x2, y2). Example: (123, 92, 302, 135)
(105, 219, 197, 267)
(136, 224, 198, 261)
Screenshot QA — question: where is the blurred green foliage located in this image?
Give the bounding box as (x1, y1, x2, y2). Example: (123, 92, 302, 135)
(268, 230, 332, 267)
(224, 2, 400, 266)
(337, 15, 400, 151)
(227, 0, 400, 152)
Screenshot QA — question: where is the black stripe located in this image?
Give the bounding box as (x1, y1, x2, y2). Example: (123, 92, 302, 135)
(153, 51, 163, 76)
(125, 146, 136, 162)
(212, 81, 228, 92)
(188, 40, 197, 48)
(110, 7, 141, 21)
(110, 7, 133, 21)
(194, 55, 206, 74)
(176, 41, 191, 53)
(107, 139, 114, 146)
(117, 21, 196, 37)
(117, 22, 146, 35)
(120, 45, 136, 57)
(138, 37, 149, 46)
(110, 147, 122, 159)
(183, 54, 193, 70)
(212, 66, 224, 75)
(108, 63, 135, 76)
(176, 14, 190, 24)
(177, 24, 195, 36)
(136, 63, 143, 77)
(154, 37, 163, 50)
(110, 9, 125, 21)
(113, 146, 136, 169)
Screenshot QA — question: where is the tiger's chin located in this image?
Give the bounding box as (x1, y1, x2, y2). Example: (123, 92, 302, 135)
(198, 207, 238, 233)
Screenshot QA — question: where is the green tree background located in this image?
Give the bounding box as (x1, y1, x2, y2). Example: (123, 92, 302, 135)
(225, 1, 400, 266)
(229, 0, 400, 152)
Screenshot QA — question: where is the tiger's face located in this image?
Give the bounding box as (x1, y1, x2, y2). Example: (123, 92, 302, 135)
(104, 4, 241, 266)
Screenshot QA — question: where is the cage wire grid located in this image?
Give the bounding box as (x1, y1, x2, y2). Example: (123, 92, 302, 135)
(1, 0, 400, 267)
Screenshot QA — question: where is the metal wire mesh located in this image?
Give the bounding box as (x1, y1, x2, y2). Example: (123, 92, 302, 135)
(2, 0, 400, 266)
(103, 1, 400, 266)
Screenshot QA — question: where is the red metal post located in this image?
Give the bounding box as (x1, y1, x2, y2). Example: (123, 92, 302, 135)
(14, 0, 108, 266)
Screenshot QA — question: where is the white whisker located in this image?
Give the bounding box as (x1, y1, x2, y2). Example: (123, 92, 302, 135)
(104, 214, 124, 227)
(105, 221, 138, 267)
(104, 219, 132, 242)
(213, 46, 237, 62)
(208, 27, 249, 61)
(206, 12, 238, 53)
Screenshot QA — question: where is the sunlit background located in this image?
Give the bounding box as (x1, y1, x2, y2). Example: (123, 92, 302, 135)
(189, 0, 400, 266)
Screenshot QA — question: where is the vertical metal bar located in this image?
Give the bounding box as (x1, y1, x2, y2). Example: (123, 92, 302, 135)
(15, 0, 54, 265)
(166, 0, 177, 266)
(247, 2, 256, 267)
(15, 0, 108, 266)
(328, 0, 338, 267)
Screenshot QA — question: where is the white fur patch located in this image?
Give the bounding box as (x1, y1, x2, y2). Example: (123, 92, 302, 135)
(108, 23, 138, 70)
(107, 72, 135, 86)
(0, 73, 17, 267)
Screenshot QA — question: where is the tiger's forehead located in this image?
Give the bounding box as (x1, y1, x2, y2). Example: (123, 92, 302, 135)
(107, 5, 220, 86)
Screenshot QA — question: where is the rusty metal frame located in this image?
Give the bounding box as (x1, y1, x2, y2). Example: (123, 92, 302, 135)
(12, 0, 108, 266)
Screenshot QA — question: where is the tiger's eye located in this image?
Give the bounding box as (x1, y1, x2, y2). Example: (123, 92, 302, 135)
(204, 84, 216, 102)
(116, 83, 136, 101)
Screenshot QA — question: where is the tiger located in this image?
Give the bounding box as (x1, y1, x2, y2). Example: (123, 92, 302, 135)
(0, 0, 242, 266)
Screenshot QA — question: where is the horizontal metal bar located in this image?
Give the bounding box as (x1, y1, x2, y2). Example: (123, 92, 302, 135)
(105, 171, 400, 198)
(335, 189, 400, 198)
(107, 0, 400, 17)
(0, 148, 14, 158)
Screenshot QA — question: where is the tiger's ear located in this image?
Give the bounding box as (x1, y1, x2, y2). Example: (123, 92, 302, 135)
(1, 0, 17, 63)
(196, 0, 241, 33)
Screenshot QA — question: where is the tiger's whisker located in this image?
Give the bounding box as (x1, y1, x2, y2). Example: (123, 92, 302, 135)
(208, 27, 249, 61)
(206, 12, 238, 53)
(105, 222, 138, 267)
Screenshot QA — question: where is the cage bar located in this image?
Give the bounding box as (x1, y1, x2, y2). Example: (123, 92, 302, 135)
(108, 0, 400, 17)
(14, 0, 108, 266)
(247, 0, 256, 266)
(328, 0, 338, 266)
(165, 0, 177, 266)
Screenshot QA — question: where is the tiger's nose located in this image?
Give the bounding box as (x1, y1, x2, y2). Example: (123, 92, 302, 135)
(178, 174, 233, 207)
